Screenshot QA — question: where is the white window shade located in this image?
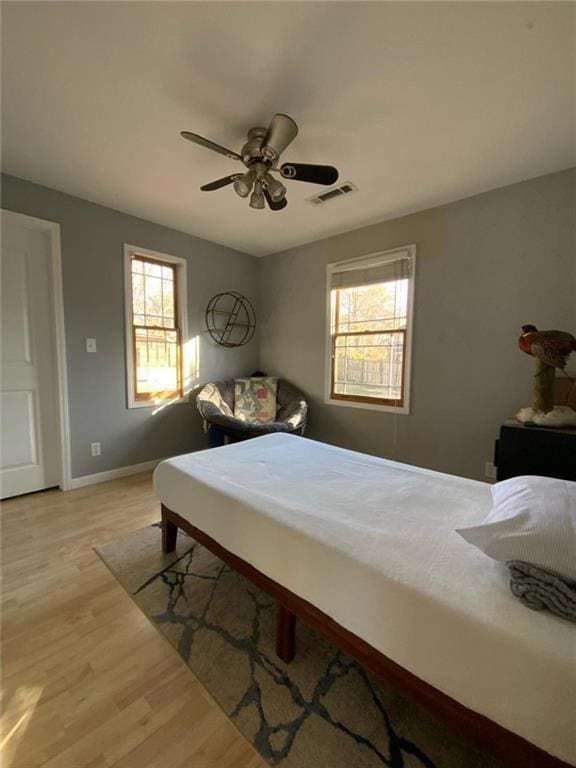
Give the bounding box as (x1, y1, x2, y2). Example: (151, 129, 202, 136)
(330, 255, 411, 290)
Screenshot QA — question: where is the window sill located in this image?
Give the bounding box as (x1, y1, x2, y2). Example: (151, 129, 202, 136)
(127, 395, 188, 410)
(325, 397, 410, 415)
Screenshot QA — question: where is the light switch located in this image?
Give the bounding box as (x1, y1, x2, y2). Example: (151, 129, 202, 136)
(86, 338, 97, 353)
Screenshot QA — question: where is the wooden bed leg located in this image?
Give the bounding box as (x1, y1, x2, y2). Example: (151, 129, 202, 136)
(276, 603, 296, 663)
(162, 506, 178, 553)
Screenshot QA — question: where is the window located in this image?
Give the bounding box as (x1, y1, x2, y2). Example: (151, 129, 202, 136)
(124, 245, 187, 408)
(326, 246, 415, 413)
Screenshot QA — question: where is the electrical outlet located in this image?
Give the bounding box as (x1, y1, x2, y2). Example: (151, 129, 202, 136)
(90, 442, 101, 457)
(86, 338, 97, 353)
(484, 461, 497, 480)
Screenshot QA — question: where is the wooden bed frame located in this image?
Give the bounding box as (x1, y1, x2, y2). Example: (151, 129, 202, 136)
(161, 504, 571, 768)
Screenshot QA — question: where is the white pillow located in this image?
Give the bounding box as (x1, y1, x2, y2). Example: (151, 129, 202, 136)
(456, 475, 576, 581)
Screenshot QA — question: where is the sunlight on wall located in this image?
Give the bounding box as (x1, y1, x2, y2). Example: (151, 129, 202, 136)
(1, 685, 44, 766)
(151, 335, 200, 415)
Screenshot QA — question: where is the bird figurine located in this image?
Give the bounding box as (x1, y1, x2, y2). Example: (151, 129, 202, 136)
(518, 325, 576, 371)
(517, 324, 576, 421)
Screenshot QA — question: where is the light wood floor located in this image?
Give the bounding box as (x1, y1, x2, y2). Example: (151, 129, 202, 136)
(1, 473, 266, 768)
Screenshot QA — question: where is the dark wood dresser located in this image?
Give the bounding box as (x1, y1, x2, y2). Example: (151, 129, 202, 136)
(494, 419, 576, 481)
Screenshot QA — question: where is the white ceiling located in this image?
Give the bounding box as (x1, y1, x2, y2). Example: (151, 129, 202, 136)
(2, 2, 574, 257)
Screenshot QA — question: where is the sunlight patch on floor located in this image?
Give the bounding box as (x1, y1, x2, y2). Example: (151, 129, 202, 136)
(1, 685, 44, 765)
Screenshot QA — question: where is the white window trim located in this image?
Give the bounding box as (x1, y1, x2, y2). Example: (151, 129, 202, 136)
(124, 244, 188, 409)
(324, 244, 416, 415)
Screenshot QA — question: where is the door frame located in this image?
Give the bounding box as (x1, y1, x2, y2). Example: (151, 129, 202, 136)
(2, 209, 72, 491)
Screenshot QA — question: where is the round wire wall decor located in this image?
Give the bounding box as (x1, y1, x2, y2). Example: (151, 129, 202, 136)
(205, 291, 256, 348)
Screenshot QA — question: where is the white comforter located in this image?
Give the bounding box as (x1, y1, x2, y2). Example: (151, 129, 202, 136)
(153, 434, 576, 764)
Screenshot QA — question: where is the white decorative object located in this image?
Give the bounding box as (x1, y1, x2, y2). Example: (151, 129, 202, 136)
(516, 405, 576, 428)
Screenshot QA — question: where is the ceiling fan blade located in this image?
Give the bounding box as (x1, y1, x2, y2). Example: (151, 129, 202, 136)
(180, 131, 241, 161)
(264, 189, 288, 211)
(261, 114, 298, 161)
(280, 163, 339, 185)
(200, 175, 240, 192)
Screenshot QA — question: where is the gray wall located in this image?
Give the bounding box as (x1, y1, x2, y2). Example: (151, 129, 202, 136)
(3, 169, 574, 483)
(1, 173, 259, 478)
(258, 168, 576, 481)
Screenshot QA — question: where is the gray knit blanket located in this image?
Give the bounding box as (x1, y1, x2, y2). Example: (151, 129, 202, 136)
(507, 561, 576, 623)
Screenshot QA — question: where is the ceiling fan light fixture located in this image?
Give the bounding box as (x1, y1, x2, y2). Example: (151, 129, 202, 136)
(263, 173, 286, 203)
(181, 114, 339, 213)
(234, 170, 256, 198)
(249, 180, 265, 210)
(260, 114, 299, 162)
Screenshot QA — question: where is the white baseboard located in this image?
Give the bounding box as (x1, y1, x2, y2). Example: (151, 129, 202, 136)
(69, 458, 164, 490)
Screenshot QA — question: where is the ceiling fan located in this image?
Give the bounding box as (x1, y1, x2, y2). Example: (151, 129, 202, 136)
(180, 113, 339, 211)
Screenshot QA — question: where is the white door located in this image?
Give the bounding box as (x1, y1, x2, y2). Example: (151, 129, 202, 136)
(1, 211, 60, 498)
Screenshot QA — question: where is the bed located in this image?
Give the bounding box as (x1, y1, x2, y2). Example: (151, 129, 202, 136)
(153, 433, 575, 768)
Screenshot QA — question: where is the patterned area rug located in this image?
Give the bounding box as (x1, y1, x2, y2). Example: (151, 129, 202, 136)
(96, 524, 502, 768)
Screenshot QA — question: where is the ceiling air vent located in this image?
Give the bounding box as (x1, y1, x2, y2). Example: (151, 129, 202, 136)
(308, 181, 358, 206)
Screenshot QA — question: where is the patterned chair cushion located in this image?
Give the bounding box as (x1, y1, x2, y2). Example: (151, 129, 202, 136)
(234, 377, 278, 424)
